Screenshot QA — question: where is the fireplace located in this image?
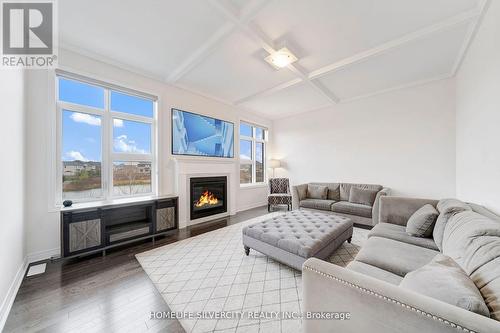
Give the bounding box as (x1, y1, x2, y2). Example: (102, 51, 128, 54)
(190, 176, 227, 220)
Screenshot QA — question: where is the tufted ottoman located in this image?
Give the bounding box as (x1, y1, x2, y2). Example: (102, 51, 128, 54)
(242, 210, 353, 270)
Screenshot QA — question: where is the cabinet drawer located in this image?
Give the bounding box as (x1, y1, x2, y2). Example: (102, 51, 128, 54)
(156, 198, 176, 209)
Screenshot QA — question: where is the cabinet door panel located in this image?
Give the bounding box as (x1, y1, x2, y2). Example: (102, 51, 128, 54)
(69, 219, 102, 252)
(156, 207, 175, 232)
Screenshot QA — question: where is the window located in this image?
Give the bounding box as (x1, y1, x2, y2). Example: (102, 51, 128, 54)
(57, 74, 156, 202)
(239, 122, 267, 184)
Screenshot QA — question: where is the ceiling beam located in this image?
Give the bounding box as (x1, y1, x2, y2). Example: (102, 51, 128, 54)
(235, 78, 303, 105)
(308, 8, 481, 80)
(209, 0, 339, 105)
(451, 0, 490, 75)
(167, 23, 235, 83)
(209, 0, 276, 53)
(286, 63, 339, 103)
(167, 0, 270, 83)
(234, 7, 481, 105)
(339, 72, 454, 104)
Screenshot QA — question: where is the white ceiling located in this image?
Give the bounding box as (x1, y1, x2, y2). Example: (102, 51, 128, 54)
(59, 0, 489, 119)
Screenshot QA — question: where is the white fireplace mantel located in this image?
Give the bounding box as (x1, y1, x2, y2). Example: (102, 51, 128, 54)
(172, 157, 238, 228)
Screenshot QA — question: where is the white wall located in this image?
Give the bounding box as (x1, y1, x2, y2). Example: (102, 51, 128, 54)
(25, 49, 272, 260)
(456, 1, 500, 214)
(0, 70, 27, 329)
(272, 79, 456, 198)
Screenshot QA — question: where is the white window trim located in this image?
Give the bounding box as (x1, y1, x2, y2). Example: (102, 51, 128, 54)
(53, 71, 158, 206)
(239, 121, 267, 186)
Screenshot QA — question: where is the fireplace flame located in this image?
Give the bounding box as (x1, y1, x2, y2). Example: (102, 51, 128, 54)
(195, 191, 219, 208)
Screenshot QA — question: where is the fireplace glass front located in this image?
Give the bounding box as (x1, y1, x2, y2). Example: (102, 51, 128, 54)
(190, 176, 227, 220)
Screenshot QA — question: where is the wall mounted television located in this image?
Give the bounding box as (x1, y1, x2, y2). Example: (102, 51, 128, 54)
(171, 108, 234, 158)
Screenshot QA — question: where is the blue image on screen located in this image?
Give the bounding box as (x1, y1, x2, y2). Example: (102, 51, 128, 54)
(172, 109, 234, 158)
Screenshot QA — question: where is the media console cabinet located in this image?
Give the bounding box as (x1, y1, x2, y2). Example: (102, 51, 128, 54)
(60, 195, 178, 258)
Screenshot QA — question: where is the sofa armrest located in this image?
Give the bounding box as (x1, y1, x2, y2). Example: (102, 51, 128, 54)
(292, 184, 307, 210)
(379, 196, 439, 226)
(372, 187, 390, 225)
(302, 258, 500, 333)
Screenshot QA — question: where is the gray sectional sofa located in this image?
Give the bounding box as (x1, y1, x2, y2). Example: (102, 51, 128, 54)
(302, 196, 500, 333)
(292, 182, 390, 227)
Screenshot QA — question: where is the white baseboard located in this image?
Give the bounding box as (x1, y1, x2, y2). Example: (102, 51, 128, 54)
(26, 247, 60, 264)
(237, 202, 267, 213)
(0, 258, 28, 332)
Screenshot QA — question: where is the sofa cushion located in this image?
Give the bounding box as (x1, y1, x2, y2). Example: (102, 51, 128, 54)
(300, 199, 335, 211)
(378, 197, 439, 226)
(369, 223, 439, 250)
(295, 184, 308, 200)
(442, 211, 500, 320)
(433, 198, 472, 251)
(400, 254, 490, 317)
(331, 201, 372, 218)
(346, 261, 403, 285)
(349, 187, 378, 206)
(309, 183, 340, 201)
(355, 236, 439, 277)
(307, 184, 328, 200)
(339, 183, 382, 201)
(406, 204, 439, 238)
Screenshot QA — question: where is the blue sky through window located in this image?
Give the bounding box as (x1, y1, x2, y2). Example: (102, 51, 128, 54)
(111, 91, 154, 117)
(240, 140, 252, 160)
(62, 110, 102, 162)
(240, 123, 252, 137)
(255, 127, 264, 140)
(113, 119, 151, 154)
(59, 77, 153, 162)
(59, 78, 104, 108)
(256, 142, 263, 163)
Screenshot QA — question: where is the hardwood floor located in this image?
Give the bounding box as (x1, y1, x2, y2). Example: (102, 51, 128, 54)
(4, 206, 272, 333)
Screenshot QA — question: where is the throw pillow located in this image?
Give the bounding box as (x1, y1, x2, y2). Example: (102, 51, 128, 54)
(433, 199, 472, 251)
(406, 204, 439, 237)
(400, 254, 490, 317)
(348, 187, 378, 206)
(307, 185, 328, 200)
(296, 184, 308, 200)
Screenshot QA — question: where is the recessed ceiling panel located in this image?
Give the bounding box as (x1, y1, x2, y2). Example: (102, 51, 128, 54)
(253, 0, 479, 72)
(60, 0, 226, 77)
(228, 0, 250, 12)
(317, 22, 471, 101)
(240, 82, 331, 118)
(178, 32, 297, 102)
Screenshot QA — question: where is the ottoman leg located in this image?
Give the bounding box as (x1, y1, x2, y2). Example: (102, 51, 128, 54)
(347, 237, 352, 244)
(268, 204, 271, 212)
(244, 246, 250, 256)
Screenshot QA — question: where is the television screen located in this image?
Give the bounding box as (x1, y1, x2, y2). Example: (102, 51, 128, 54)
(172, 109, 234, 158)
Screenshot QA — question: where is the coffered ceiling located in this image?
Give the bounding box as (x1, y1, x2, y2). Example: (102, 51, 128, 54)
(60, 0, 489, 119)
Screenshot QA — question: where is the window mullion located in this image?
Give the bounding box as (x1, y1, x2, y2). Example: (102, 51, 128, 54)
(103, 89, 113, 200)
(112, 153, 153, 161)
(252, 126, 256, 184)
(110, 110, 153, 124)
(263, 141, 266, 182)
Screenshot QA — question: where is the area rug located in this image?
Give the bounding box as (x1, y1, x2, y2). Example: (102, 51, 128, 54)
(136, 213, 368, 333)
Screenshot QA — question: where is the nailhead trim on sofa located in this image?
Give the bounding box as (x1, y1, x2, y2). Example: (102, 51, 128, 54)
(302, 265, 476, 333)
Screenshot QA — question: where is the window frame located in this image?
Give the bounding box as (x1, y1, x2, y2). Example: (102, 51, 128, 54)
(55, 72, 158, 204)
(239, 121, 267, 186)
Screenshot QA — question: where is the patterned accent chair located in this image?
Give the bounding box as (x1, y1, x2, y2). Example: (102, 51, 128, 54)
(268, 178, 292, 212)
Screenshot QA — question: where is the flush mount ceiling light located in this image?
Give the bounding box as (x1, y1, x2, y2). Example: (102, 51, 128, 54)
(265, 47, 298, 69)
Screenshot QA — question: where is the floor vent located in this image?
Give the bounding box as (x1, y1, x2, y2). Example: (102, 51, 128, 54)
(27, 263, 47, 277)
